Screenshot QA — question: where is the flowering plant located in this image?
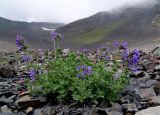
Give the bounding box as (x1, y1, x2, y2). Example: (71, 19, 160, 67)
(28, 52, 128, 104)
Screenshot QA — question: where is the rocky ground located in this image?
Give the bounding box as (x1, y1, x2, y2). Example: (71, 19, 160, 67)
(0, 46, 160, 115)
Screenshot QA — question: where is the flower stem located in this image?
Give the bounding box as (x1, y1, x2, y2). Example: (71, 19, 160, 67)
(57, 41, 60, 49)
(54, 39, 56, 59)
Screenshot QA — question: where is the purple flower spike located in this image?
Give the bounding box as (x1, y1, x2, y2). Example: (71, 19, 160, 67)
(51, 31, 58, 40)
(21, 55, 31, 63)
(15, 34, 27, 51)
(132, 49, 140, 56)
(76, 65, 93, 79)
(114, 41, 119, 48)
(121, 41, 128, 49)
(29, 69, 36, 81)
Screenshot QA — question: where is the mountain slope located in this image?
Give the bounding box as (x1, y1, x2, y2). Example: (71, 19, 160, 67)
(56, 3, 160, 49)
(0, 17, 65, 50)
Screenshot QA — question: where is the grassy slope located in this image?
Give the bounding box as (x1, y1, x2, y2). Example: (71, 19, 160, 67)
(72, 20, 124, 45)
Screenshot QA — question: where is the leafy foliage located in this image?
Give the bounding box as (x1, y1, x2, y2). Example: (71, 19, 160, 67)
(28, 51, 128, 104)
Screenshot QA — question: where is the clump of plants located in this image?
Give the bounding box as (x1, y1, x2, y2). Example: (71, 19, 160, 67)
(28, 51, 128, 104)
(15, 32, 141, 105)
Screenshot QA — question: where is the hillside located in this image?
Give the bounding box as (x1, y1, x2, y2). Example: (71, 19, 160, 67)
(56, 2, 160, 49)
(0, 17, 65, 50)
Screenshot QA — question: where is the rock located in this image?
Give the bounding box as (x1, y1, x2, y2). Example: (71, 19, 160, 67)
(110, 103, 122, 112)
(63, 49, 70, 57)
(18, 91, 30, 97)
(135, 106, 160, 115)
(139, 88, 156, 100)
(141, 58, 156, 72)
(35, 96, 47, 103)
(15, 95, 42, 109)
(1, 105, 12, 113)
(108, 110, 123, 115)
(155, 65, 160, 71)
(0, 64, 16, 78)
(153, 83, 160, 95)
(41, 106, 56, 115)
(149, 96, 160, 105)
(113, 70, 123, 79)
(26, 107, 33, 114)
(145, 80, 159, 88)
(15, 95, 31, 104)
(122, 103, 138, 112)
(0, 95, 16, 106)
(33, 109, 42, 115)
(97, 108, 109, 115)
(132, 71, 144, 78)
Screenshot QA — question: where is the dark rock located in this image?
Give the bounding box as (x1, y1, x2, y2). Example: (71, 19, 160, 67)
(15, 95, 42, 109)
(40, 106, 56, 115)
(0, 65, 16, 78)
(132, 71, 144, 78)
(97, 108, 109, 115)
(153, 83, 160, 95)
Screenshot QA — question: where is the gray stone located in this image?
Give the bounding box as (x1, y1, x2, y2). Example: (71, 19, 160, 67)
(139, 88, 156, 100)
(15, 95, 31, 104)
(146, 80, 159, 88)
(63, 49, 70, 56)
(1, 105, 12, 113)
(108, 110, 123, 115)
(113, 70, 123, 79)
(149, 96, 160, 104)
(26, 107, 33, 114)
(153, 83, 160, 94)
(136, 106, 160, 115)
(122, 103, 138, 112)
(110, 103, 122, 112)
(133, 71, 144, 77)
(33, 109, 42, 115)
(155, 65, 160, 70)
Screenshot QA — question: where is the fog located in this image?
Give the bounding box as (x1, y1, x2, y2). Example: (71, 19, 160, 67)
(0, 0, 157, 23)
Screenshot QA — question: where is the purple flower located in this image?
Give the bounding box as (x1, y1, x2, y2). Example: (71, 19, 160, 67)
(29, 69, 36, 81)
(132, 49, 140, 56)
(131, 54, 139, 64)
(114, 41, 119, 48)
(76, 65, 93, 79)
(15, 34, 27, 51)
(16, 34, 22, 47)
(121, 49, 129, 61)
(51, 31, 63, 41)
(121, 41, 128, 49)
(21, 55, 31, 63)
(51, 31, 57, 40)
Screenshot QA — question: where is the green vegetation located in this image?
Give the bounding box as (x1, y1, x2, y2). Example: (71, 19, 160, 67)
(27, 52, 128, 104)
(73, 20, 124, 44)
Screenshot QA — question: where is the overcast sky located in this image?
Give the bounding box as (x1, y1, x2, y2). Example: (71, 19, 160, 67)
(0, 0, 156, 23)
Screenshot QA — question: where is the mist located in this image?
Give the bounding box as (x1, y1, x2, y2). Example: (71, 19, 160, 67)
(0, 0, 158, 23)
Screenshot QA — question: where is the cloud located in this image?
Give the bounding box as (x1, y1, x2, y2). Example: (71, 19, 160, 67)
(0, 0, 156, 23)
